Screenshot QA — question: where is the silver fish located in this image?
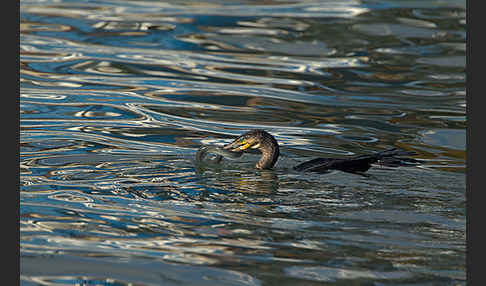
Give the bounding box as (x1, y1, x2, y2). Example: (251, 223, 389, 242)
(196, 145, 243, 164)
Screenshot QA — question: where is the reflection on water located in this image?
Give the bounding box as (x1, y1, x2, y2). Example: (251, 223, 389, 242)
(20, 0, 465, 285)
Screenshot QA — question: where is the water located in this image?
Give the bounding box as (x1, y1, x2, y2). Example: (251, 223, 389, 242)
(20, 0, 466, 285)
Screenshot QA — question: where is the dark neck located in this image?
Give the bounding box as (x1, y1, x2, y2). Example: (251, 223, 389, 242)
(256, 136, 280, 170)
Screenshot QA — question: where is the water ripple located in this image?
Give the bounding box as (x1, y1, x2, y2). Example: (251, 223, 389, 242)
(21, 0, 465, 285)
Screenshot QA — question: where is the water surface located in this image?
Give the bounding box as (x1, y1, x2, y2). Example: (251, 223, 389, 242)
(20, 0, 466, 285)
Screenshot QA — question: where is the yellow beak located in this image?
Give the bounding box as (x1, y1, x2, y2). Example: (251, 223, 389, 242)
(235, 142, 252, 151)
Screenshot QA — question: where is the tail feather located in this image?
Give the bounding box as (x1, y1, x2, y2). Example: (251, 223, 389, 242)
(373, 148, 421, 167)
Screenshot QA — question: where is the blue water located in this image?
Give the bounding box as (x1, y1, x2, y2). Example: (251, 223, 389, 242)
(20, 0, 466, 285)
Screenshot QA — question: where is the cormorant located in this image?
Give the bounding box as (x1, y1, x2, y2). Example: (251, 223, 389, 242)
(222, 129, 419, 173)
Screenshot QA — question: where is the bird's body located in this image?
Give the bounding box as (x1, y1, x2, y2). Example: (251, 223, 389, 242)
(223, 129, 419, 173)
(292, 148, 417, 173)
